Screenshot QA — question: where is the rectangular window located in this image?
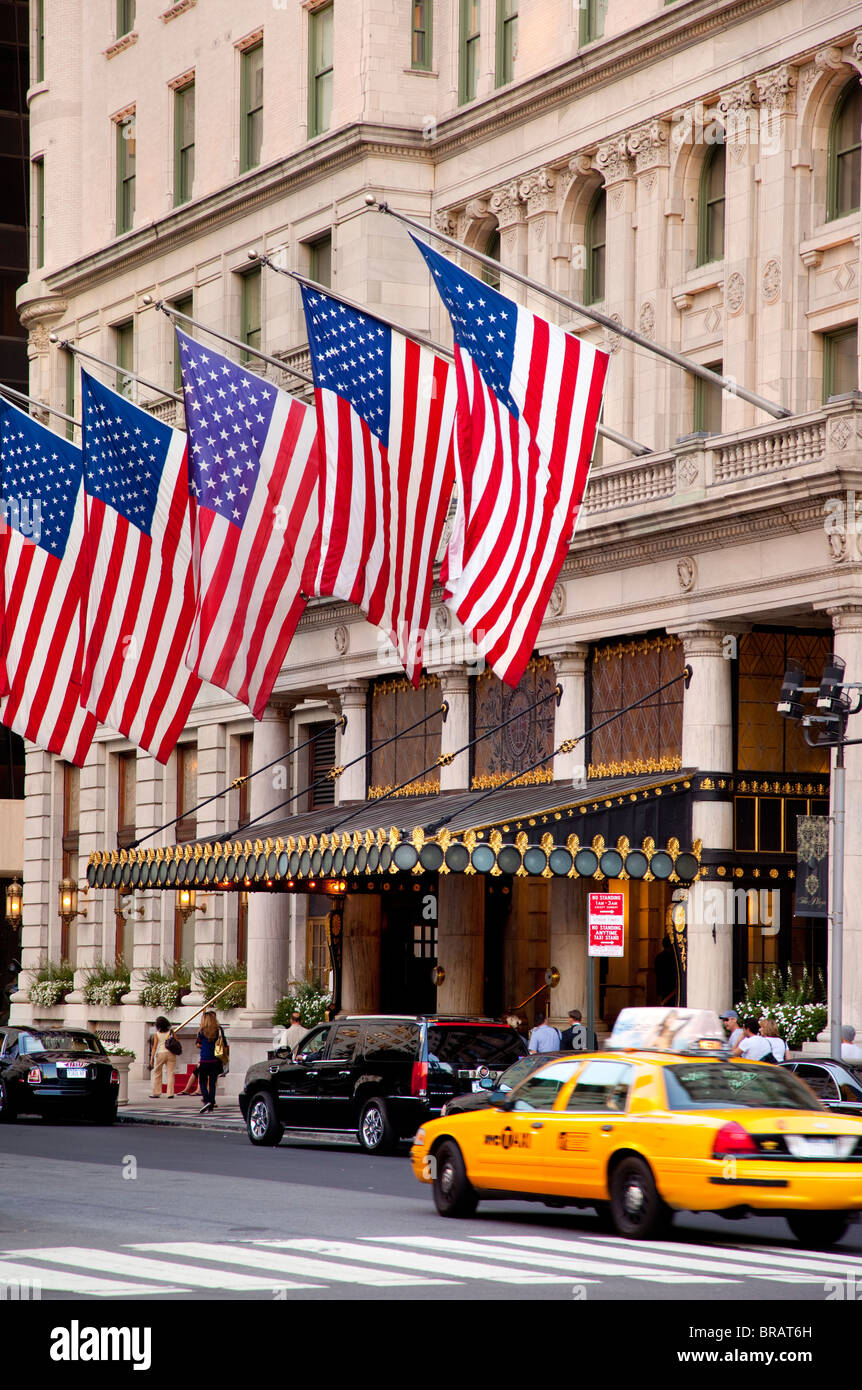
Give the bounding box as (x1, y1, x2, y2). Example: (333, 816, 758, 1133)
(308, 4, 333, 139)
(411, 0, 432, 70)
(309, 233, 332, 288)
(459, 0, 480, 104)
(117, 0, 135, 37)
(496, 0, 517, 87)
(176, 743, 198, 842)
(240, 267, 261, 364)
(174, 80, 195, 207)
(173, 293, 193, 391)
(35, 0, 45, 82)
(693, 360, 723, 435)
(823, 325, 858, 401)
(309, 720, 337, 809)
(306, 917, 330, 987)
(114, 320, 134, 398)
(579, 0, 605, 45)
(64, 348, 75, 442)
(240, 42, 263, 172)
(116, 113, 136, 235)
(32, 157, 44, 268)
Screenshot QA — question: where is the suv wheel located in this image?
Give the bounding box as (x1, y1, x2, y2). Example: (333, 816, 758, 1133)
(432, 1140, 478, 1218)
(786, 1212, 850, 1247)
(609, 1156, 671, 1239)
(358, 1097, 395, 1154)
(247, 1091, 284, 1147)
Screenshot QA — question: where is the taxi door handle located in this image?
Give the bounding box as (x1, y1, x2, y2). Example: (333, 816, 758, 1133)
(601, 1124, 613, 1133)
(531, 1122, 544, 1130)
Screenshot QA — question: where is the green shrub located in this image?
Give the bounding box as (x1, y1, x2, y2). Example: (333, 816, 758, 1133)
(196, 959, 247, 1011)
(82, 958, 131, 1006)
(273, 981, 331, 1029)
(737, 966, 828, 1049)
(30, 959, 74, 1006)
(139, 961, 191, 1010)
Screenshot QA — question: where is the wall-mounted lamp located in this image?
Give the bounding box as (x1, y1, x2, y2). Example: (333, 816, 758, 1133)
(58, 878, 87, 925)
(177, 887, 206, 921)
(5, 879, 22, 929)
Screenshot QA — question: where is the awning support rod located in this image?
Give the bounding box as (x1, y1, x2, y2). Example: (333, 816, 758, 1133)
(131, 718, 346, 849)
(257, 254, 652, 457)
(369, 199, 792, 422)
(324, 681, 563, 835)
(426, 665, 694, 833)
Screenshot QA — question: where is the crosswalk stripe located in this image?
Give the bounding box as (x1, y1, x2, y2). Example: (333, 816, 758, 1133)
(251, 1237, 590, 1285)
(593, 1232, 862, 1273)
(474, 1232, 855, 1282)
(11, 1246, 317, 1293)
(134, 1241, 455, 1287)
(0, 1256, 180, 1298)
(361, 1235, 730, 1283)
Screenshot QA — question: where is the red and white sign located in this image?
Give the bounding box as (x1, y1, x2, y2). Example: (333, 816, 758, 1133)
(588, 892, 625, 957)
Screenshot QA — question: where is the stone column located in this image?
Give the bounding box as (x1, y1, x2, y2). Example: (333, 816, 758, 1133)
(340, 892, 381, 1013)
(521, 168, 556, 289)
(438, 668, 471, 791)
(10, 749, 54, 1009)
(242, 703, 293, 1024)
(123, 754, 166, 1005)
(333, 682, 368, 804)
(717, 79, 761, 434)
(549, 878, 589, 1028)
(66, 743, 108, 1003)
(595, 137, 636, 458)
(186, 722, 227, 1006)
(436, 875, 484, 1014)
(626, 120, 671, 452)
(752, 66, 800, 413)
(826, 605, 862, 1036)
(550, 647, 589, 784)
(490, 181, 527, 285)
(672, 626, 735, 1011)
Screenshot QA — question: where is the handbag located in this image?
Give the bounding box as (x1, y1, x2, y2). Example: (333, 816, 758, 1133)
(214, 1029, 229, 1072)
(165, 1031, 182, 1057)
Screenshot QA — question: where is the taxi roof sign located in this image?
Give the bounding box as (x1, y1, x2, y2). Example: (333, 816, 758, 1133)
(608, 1007, 727, 1054)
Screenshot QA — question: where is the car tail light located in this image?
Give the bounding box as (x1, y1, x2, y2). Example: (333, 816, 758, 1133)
(110, 1069, 119, 1085)
(27, 1067, 42, 1085)
(713, 1121, 759, 1158)
(411, 1061, 428, 1097)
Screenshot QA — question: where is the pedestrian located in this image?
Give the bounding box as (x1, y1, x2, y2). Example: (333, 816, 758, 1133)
(720, 1009, 745, 1051)
(759, 1017, 789, 1062)
(149, 1015, 177, 1098)
(560, 1009, 588, 1050)
(841, 1024, 862, 1062)
(279, 1009, 310, 1055)
(653, 935, 677, 1006)
(196, 1008, 226, 1114)
(180, 1065, 199, 1096)
(732, 1017, 772, 1061)
(528, 1011, 560, 1054)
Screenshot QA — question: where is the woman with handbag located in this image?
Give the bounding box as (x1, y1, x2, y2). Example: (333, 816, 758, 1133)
(149, 1015, 179, 1098)
(196, 1009, 227, 1113)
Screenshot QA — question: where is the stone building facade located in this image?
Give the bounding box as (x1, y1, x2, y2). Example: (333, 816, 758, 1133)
(9, 0, 862, 1082)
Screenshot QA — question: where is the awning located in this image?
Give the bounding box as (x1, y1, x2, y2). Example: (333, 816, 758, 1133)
(88, 771, 702, 890)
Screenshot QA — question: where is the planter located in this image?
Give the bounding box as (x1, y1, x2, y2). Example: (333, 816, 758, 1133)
(107, 1055, 133, 1106)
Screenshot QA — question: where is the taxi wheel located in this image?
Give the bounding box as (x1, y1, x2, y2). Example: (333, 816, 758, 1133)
(247, 1090, 284, 1147)
(432, 1141, 478, 1218)
(610, 1157, 671, 1240)
(358, 1097, 395, 1155)
(786, 1212, 850, 1248)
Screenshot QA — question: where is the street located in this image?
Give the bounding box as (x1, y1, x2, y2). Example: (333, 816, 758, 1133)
(2, 1119, 862, 1302)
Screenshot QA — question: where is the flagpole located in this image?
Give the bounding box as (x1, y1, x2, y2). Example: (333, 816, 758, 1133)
(50, 337, 184, 405)
(143, 298, 314, 388)
(256, 255, 652, 458)
(0, 383, 77, 429)
(367, 197, 792, 422)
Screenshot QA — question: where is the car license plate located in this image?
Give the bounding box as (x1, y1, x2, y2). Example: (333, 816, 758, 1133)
(64, 1067, 87, 1079)
(786, 1136, 838, 1158)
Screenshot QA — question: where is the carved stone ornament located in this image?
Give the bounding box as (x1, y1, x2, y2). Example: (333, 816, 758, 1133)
(548, 582, 566, 617)
(595, 137, 632, 186)
(603, 313, 623, 352)
(830, 417, 853, 451)
(627, 120, 669, 173)
(814, 47, 844, 74)
(519, 169, 555, 216)
(677, 556, 697, 592)
(433, 210, 456, 237)
(828, 530, 848, 562)
(434, 604, 450, 631)
(638, 301, 656, 339)
(725, 272, 745, 315)
(334, 625, 350, 655)
(464, 197, 489, 222)
(761, 258, 781, 303)
(797, 64, 818, 111)
(754, 64, 797, 116)
(678, 456, 700, 489)
(853, 33, 862, 69)
(489, 181, 525, 228)
(718, 80, 759, 116)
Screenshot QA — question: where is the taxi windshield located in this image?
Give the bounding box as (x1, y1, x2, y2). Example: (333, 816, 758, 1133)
(664, 1062, 823, 1111)
(22, 1032, 104, 1055)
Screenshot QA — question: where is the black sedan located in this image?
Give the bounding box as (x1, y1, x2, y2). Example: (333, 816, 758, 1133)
(441, 1052, 569, 1116)
(0, 1026, 119, 1124)
(779, 1057, 862, 1117)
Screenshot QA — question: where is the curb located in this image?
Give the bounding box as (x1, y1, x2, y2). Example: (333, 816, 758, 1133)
(117, 1111, 245, 1132)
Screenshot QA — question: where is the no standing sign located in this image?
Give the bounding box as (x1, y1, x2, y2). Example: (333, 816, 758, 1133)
(588, 892, 625, 957)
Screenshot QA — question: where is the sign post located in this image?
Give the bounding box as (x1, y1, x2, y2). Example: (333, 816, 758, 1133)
(587, 892, 626, 1048)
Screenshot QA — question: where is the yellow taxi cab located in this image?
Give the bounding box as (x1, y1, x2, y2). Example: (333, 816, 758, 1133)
(410, 1008, 862, 1246)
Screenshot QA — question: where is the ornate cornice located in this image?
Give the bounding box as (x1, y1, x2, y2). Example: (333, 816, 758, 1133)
(595, 135, 633, 186)
(754, 63, 798, 116)
(627, 120, 670, 173)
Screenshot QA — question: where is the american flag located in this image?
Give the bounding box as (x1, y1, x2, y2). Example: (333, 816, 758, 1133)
(414, 237, 609, 686)
(79, 372, 200, 762)
(177, 329, 320, 719)
(0, 399, 96, 764)
(300, 285, 455, 684)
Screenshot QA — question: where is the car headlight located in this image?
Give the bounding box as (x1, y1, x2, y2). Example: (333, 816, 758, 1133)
(414, 1127, 426, 1146)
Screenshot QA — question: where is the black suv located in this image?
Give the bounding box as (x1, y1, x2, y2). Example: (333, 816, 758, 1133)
(239, 1015, 528, 1154)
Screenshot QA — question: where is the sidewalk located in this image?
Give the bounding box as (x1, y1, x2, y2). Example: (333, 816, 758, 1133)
(118, 1077, 245, 1131)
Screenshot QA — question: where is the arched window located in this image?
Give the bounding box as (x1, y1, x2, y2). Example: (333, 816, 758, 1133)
(697, 138, 725, 266)
(481, 227, 501, 290)
(584, 187, 606, 304)
(827, 80, 862, 221)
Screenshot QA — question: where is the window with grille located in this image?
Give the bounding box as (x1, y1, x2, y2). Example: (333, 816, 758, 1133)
(309, 721, 337, 808)
(370, 676, 443, 797)
(472, 658, 555, 788)
(736, 631, 832, 775)
(589, 636, 684, 776)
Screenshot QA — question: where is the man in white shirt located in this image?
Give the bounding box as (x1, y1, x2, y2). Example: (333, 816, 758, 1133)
(279, 1011, 310, 1055)
(733, 1018, 772, 1061)
(528, 1012, 561, 1054)
(841, 1024, 862, 1062)
(720, 1009, 745, 1051)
